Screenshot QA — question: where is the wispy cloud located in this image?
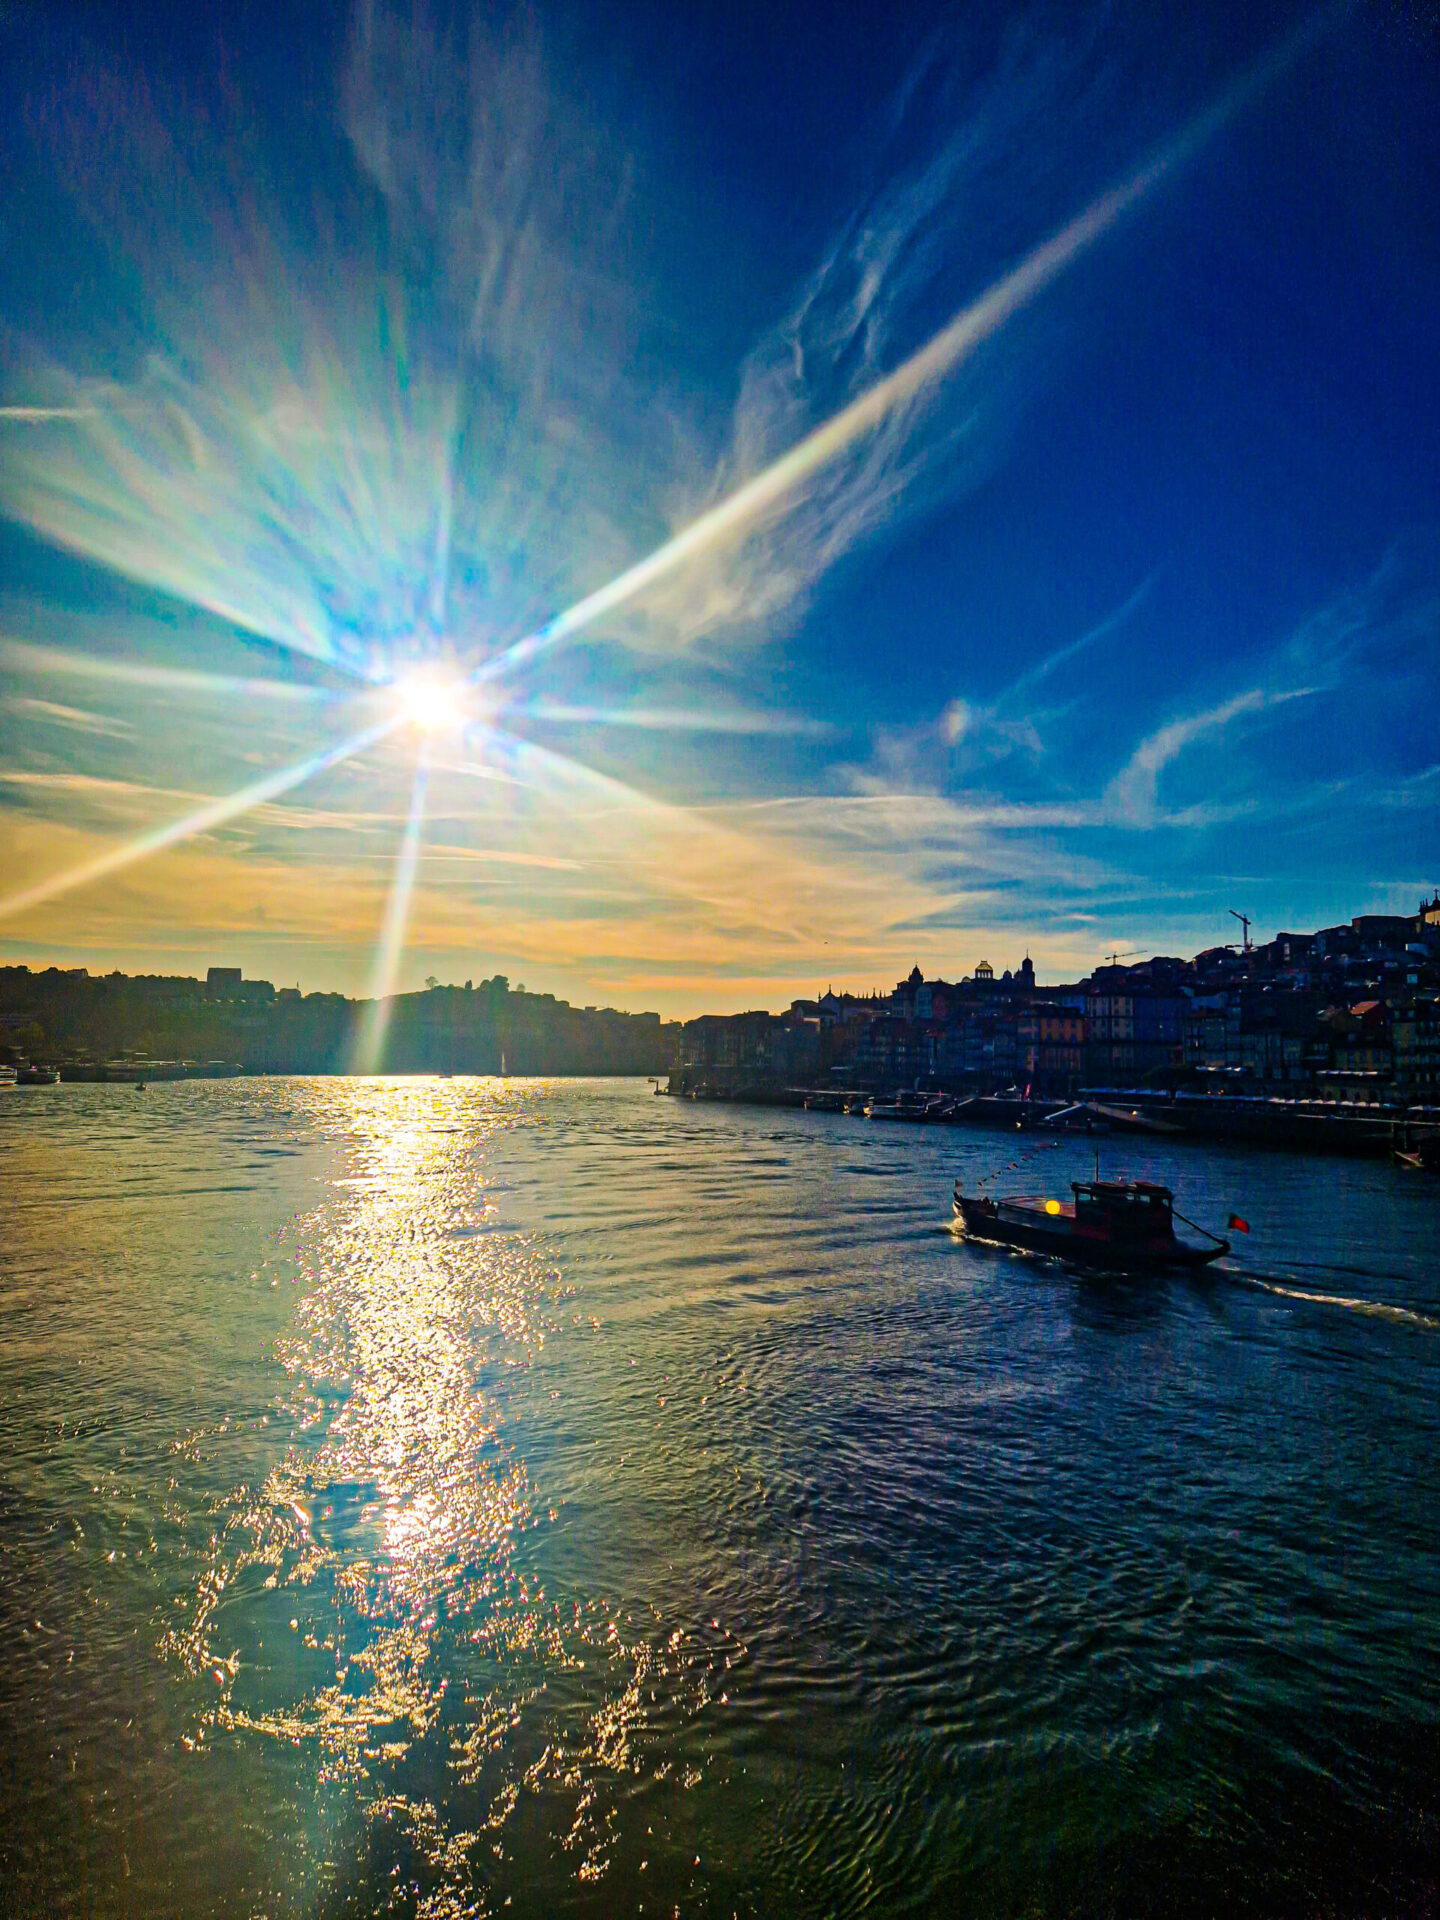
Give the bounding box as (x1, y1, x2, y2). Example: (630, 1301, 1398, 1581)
(998, 572, 1160, 706)
(1285, 531, 1440, 674)
(419, 844, 583, 872)
(0, 406, 111, 422)
(534, 8, 1353, 667)
(1105, 685, 1318, 827)
(1101, 533, 1440, 829)
(0, 769, 202, 801)
(5, 695, 133, 737)
(933, 569, 1159, 771)
(0, 637, 337, 704)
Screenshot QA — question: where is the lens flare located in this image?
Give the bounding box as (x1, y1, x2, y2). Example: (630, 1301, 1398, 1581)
(438, 723, 921, 944)
(0, 718, 399, 922)
(351, 763, 430, 1074)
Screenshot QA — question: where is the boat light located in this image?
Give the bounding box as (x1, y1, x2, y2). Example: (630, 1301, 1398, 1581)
(1045, 1198, 1062, 1215)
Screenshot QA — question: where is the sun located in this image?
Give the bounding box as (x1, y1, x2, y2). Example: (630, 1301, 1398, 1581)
(396, 671, 465, 733)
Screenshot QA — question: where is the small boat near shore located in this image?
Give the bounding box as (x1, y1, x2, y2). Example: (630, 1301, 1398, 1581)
(953, 1177, 1230, 1272)
(866, 1092, 932, 1120)
(1390, 1123, 1440, 1172)
(15, 1063, 59, 1085)
(1042, 1100, 1185, 1137)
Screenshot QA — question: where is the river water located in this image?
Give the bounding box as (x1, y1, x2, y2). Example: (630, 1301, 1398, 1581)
(1, 1076, 1437, 1917)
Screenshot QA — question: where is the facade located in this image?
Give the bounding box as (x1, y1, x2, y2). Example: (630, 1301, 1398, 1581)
(1393, 1000, 1440, 1100)
(1019, 1005, 1085, 1093)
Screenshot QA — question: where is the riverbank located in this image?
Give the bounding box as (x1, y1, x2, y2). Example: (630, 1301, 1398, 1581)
(660, 1076, 1440, 1162)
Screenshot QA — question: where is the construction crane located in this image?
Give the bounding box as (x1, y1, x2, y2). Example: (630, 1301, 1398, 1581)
(1229, 910, 1253, 952)
(1102, 947, 1145, 969)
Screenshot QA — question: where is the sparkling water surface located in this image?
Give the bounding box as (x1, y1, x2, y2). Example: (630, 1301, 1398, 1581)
(2, 1076, 1438, 1916)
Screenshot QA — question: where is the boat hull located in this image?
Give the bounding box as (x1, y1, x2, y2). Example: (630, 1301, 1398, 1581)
(954, 1195, 1228, 1271)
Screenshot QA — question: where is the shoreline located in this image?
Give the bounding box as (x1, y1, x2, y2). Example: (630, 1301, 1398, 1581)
(660, 1078, 1440, 1163)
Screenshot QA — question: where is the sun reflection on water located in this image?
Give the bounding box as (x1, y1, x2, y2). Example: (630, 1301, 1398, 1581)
(160, 1078, 737, 1906)
(165, 1081, 545, 1776)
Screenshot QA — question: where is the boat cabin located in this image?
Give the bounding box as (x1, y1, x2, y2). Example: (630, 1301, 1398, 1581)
(1071, 1180, 1176, 1249)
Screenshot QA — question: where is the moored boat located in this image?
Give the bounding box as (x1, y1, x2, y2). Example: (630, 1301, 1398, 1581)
(866, 1092, 939, 1121)
(1390, 1123, 1440, 1172)
(15, 1063, 59, 1085)
(953, 1177, 1229, 1272)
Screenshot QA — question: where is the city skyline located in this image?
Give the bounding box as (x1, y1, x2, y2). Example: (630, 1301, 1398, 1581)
(2, 0, 1438, 1018)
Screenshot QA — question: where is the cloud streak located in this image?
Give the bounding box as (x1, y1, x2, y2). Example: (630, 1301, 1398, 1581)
(484, 2, 1354, 683)
(5, 695, 134, 737)
(0, 638, 338, 705)
(1105, 686, 1316, 826)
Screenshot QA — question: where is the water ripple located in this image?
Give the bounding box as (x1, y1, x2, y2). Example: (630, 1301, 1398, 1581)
(2, 1079, 1439, 1915)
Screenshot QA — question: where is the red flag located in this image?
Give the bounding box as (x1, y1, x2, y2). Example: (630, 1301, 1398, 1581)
(1227, 1213, 1251, 1234)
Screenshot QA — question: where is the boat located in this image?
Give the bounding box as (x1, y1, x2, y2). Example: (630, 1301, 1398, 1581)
(953, 1177, 1230, 1272)
(948, 1093, 1049, 1130)
(15, 1063, 59, 1085)
(104, 1061, 149, 1085)
(1390, 1124, 1440, 1171)
(0, 1064, 16, 1086)
(1041, 1100, 1184, 1137)
(865, 1092, 936, 1121)
(1039, 1102, 1111, 1135)
(1082, 1101, 1186, 1136)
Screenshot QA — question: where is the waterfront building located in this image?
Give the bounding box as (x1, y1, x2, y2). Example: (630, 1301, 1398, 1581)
(1018, 1004, 1085, 1093)
(1393, 999, 1440, 1099)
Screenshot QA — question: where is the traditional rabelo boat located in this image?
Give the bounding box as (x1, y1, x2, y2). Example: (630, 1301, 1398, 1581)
(953, 1177, 1230, 1272)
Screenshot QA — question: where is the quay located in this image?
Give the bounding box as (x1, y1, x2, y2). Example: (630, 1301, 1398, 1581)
(660, 1075, 1440, 1163)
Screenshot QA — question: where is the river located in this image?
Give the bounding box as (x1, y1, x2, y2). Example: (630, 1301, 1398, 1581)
(1, 1076, 1437, 1916)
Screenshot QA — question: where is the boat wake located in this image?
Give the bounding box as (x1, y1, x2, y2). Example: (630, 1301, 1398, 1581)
(945, 1222, 1440, 1327)
(1222, 1268, 1439, 1330)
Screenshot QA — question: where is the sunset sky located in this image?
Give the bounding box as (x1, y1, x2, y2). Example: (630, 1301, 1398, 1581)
(2, 0, 1438, 1016)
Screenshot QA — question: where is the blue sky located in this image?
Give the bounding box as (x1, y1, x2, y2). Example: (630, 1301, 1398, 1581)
(1, 0, 1437, 1013)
